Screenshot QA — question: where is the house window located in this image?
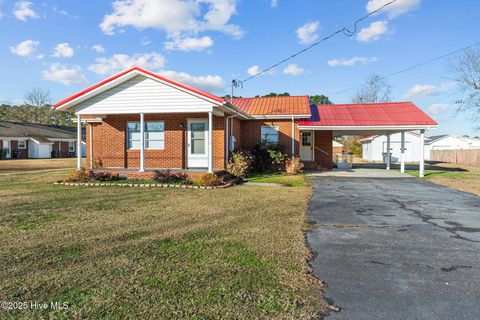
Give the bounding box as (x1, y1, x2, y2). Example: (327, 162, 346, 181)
(68, 141, 75, 152)
(127, 121, 165, 150)
(261, 126, 279, 143)
(18, 140, 27, 149)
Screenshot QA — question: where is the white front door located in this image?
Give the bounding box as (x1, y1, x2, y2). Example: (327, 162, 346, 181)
(187, 119, 208, 168)
(3, 140, 11, 159)
(300, 131, 314, 161)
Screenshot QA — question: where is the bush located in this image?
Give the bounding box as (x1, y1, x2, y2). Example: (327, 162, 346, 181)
(252, 141, 287, 171)
(226, 150, 253, 178)
(88, 171, 126, 182)
(65, 169, 89, 182)
(195, 173, 221, 187)
(154, 170, 189, 184)
(286, 156, 304, 175)
(92, 159, 103, 169)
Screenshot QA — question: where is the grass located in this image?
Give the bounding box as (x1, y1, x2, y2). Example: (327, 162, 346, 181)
(0, 158, 83, 173)
(0, 169, 326, 319)
(402, 162, 480, 196)
(244, 171, 306, 187)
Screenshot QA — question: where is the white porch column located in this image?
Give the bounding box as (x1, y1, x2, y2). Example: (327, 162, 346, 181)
(208, 111, 213, 173)
(76, 114, 82, 171)
(89, 124, 93, 170)
(139, 113, 145, 172)
(291, 116, 295, 157)
(400, 131, 406, 173)
(419, 129, 425, 177)
(386, 133, 391, 170)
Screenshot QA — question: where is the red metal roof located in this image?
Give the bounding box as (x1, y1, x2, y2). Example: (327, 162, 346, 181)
(54, 66, 225, 108)
(230, 96, 311, 116)
(299, 102, 438, 127)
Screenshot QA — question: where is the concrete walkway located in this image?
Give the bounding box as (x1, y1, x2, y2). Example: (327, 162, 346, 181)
(307, 176, 480, 320)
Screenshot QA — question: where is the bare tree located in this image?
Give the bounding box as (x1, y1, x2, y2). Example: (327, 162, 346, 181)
(24, 87, 52, 108)
(352, 74, 391, 103)
(451, 48, 480, 122)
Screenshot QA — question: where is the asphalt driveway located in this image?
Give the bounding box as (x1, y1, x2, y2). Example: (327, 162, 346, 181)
(307, 176, 480, 320)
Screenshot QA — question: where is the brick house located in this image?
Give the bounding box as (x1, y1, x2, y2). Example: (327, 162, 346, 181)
(0, 121, 86, 160)
(54, 66, 438, 177)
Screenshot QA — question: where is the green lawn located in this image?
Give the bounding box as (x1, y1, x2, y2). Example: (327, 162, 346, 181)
(0, 170, 326, 319)
(402, 165, 480, 196)
(244, 172, 306, 187)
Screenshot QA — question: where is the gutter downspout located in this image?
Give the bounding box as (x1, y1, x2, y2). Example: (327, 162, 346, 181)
(291, 115, 295, 157)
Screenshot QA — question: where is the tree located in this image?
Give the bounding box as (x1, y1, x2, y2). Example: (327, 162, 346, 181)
(259, 92, 290, 97)
(352, 74, 391, 103)
(451, 48, 480, 122)
(24, 87, 52, 108)
(310, 95, 332, 105)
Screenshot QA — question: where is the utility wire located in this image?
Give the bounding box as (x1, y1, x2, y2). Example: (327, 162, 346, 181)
(332, 41, 480, 96)
(233, 0, 398, 87)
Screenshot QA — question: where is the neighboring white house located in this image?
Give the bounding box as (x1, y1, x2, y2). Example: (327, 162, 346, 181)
(360, 131, 430, 163)
(426, 135, 480, 159)
(361, 132, 480, 162)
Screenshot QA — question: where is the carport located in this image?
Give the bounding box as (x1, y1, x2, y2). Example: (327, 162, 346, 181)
(298, 102, 438, 177)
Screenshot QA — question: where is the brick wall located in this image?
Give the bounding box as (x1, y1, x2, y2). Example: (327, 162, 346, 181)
(240, 119, 300, 156)
(86, 113, 225, 170)
(51, 141, 72, 158)
(10, 140, 29, 159)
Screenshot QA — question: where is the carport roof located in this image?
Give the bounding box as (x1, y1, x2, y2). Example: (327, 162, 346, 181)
(298, 102, 438, 130)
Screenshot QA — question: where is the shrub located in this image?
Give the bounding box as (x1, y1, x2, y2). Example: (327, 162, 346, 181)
(65, 169, 89, 182)
(154, 170, 189, 184)
(252, 141, 287, 171)
(286, 156, 304, 175)
(226, 151, 253, 178)
(195, 173, 221, 187)
(92, 159, 103, 169)
(88, 171, 126, 182)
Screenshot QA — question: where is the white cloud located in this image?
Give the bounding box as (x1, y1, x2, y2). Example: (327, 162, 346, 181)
(100, 0, 243, 40)
(366, 0, 421, 19)
(356, 20, 390, 42)
(52, 42, 74, 58)
(283, 64, 304, 76)
(88, 52, 166, 75)
(0, 11, 4, 19)
(42, 64, 88, 85)
(91, 44, 106, 54)
(159, 70, 225, 92)
(9, 40, 39, 57)
(13, 1, 39, 21)
(36, 54, 44, 59)
(247, 65, 260, 76)
(164, 36, 214, 52)
(271, 0, 278, 7)
(296, 21, 320, 44)
(427, 103, 449, 115)
(404, 83, 456, 99)
(328, 56, 378, 67)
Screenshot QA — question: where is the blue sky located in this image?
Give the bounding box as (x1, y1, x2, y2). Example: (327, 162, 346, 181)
(0, 0, 479, 136)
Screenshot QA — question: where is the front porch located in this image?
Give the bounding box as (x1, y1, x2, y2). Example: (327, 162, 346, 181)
(77, 111, 230, 176)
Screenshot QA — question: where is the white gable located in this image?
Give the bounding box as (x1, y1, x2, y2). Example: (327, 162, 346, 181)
(75, 75, 216, 115)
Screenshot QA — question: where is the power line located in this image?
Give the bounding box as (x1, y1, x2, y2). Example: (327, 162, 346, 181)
(332, 41, 480, 96)
(232, 0, 398, 88)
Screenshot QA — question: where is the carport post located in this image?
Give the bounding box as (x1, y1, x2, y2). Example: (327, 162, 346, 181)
(419, 129, 425, 177)
(400, 132, 406, 173)
(386, 133, 391, 170)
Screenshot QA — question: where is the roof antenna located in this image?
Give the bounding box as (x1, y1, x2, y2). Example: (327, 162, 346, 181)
(230, 79, 243, 102)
